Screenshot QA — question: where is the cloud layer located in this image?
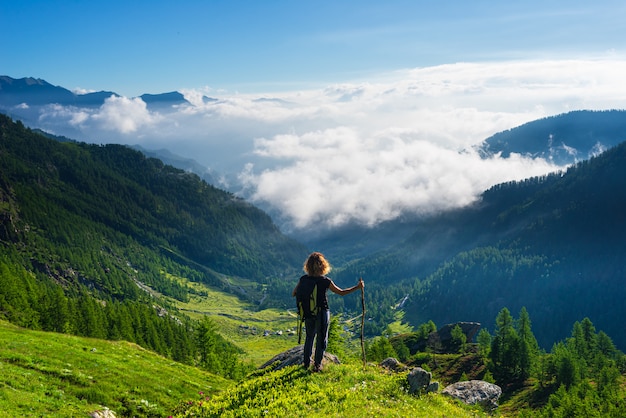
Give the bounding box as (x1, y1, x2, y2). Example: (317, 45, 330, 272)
(25, 58, 626, 231)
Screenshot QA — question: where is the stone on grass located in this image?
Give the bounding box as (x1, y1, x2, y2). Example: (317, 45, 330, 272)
(407, 367, 432, 394)
(259, 345, 340, 371)
(442, 380, 502, 411)
(379, 357, 408, 372)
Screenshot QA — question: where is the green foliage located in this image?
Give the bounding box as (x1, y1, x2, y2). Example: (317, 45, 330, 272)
(0, 114, 305, 284)
(450, 324, 467, 353)
(489, 312, 626, 416)
(366, 336, 398, 363)
(389, 320, 436, 358)
(326, 316, 346, 359)
(172, 363, 488, 417)
(490, 307, 521, 383)
(550, 342, 582, 389)
(477, 328, 492, 356)
(393, 339, 411, 362)
(194, 317, 254, 379)
(535, 379, 626, 418)
(486, 307, 541, 385)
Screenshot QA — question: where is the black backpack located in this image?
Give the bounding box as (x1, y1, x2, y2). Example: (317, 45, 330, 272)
(295, 275, 319, 343)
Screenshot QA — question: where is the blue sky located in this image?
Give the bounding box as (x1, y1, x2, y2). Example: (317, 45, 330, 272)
(2, 1, 626, 231)
(2, 1, 625, 96)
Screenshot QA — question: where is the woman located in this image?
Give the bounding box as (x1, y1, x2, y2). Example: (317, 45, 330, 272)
(292, 252, 364, 372)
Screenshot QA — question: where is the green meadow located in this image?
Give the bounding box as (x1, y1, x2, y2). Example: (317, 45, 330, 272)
(169, 273, 301, 366)
(0, 320, 229, 417)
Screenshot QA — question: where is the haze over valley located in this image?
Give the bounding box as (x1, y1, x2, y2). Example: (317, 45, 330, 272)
(3, 62, 626, 234)
(2, 2, 626, 416)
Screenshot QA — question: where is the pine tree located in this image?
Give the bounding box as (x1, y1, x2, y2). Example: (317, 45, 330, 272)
(367, 337, 397, 362)
(451, 324, 467, 353)
(517, 307, 539, 380)
(477, 328, 492, 356)
(551, 342, 581, 388)
(490, 307, 522, 383)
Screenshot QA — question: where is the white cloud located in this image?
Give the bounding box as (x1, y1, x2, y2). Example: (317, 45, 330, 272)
(72, 87, 96, 94)
(28, 57, 626, 231)
(241, 127, 560, 230)
(92, 96, 158, 133)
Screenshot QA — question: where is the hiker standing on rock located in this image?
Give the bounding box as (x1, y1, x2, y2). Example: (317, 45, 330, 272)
(293, 252, 364, 372)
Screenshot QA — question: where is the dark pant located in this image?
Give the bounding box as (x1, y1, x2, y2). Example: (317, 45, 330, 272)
(303, 309, 330, 368)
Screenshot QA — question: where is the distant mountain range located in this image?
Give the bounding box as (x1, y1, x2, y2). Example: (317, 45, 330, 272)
(4, 75, 626, 168)
(0, 75, 192, 109)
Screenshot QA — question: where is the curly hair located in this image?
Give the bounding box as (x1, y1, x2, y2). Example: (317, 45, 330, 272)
(303, 252, 331, 277)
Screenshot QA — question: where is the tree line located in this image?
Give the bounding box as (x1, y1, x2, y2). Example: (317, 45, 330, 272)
(0, 247, 252, 379)
(364, 307, 626, 417)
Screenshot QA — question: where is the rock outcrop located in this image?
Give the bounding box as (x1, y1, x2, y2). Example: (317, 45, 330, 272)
(380, 357, 408, 373)
(259, 345, 340, 371)
(442, 380, 502, 410)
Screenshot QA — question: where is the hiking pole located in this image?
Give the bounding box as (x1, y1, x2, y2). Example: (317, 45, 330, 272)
(360, 277, 366, 368)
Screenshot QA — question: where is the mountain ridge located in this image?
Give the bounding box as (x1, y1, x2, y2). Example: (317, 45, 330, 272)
(0, 75, 192, 109)
(477, 109, 626, 165)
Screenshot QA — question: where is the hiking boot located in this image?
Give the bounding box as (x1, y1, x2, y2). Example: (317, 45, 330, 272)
(312, 364, 323, 373)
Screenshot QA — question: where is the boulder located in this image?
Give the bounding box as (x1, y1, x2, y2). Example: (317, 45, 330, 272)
(259, 345, 340, 371)
(442, 380, 502, 410)
(90, 408, 116, 418)
(426, 381, 440, 393)
(407, 367, 431, 394)
(380, 357, 408, 372)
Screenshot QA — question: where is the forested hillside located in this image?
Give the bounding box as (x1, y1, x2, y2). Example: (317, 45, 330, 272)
(478, 109, 626, 164)
(0, 114, 307, 376)
(336, 140, 626, 350)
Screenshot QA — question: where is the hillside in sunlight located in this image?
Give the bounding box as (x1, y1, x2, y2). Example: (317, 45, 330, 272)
(171, 362, 489, 418)
(0, 320, 229, 417)
(0, 113, 307, 380)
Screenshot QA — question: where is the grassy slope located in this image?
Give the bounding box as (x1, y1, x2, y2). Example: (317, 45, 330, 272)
(1, 312, 489, 418)
(166, 278, 490, 417)
(172, 362, 488, 418)
(169, 273, 299, 366)
(0, 320, 230, 417)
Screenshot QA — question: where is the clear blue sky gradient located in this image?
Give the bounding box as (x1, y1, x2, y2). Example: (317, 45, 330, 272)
(2, 0, 625, 97)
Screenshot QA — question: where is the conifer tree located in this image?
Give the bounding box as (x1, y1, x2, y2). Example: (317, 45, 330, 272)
(450, 324, 467, 353)
(477, 328, 492, 356)
(490, 307, 522, 383)
(517, 307, 539, 380)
